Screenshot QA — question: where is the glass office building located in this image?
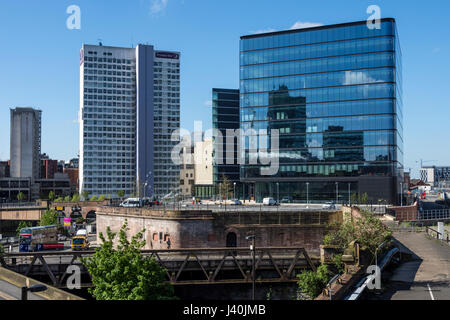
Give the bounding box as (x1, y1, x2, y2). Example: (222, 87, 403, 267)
(212, 88, 242, 197)
(239, 18, 403, 204)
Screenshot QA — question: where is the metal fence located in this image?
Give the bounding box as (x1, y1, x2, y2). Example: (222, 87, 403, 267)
(419, 209, 450, 220)
(426, 226, 450, 244)
(0, 202, 41, 209)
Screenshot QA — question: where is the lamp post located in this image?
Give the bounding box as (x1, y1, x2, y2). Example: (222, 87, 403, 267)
(375, 241, 386, 278)
(21, 284, 47, 300)
(326, 274, 340, 301)
(246, 235, 256, 300)
(234, 182, 236, 200)
(335, 182, 338, 204)
(306, 182, 309, 205)
(276, 182, 279, 204)
(348, 183, 351, 206)
(400, 182, 403, 206)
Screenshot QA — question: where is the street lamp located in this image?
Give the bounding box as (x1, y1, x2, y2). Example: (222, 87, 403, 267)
(306, 182, 309, 205)
(348, 183, 351, 206)
(234, 182, 236, 200)
(335, 182, 339, 204)
(21, 284, 47, 300)
(400, 182, 403, 206)
(375, 241, 386, 278)
(326, 274, 340, 300)
(143, 182, 148, 199)
(246, 235, 256, 300)
(276, 182, 279, 204)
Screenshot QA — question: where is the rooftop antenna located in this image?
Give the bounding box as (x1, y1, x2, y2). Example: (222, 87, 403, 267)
(98, 38, 103, 46)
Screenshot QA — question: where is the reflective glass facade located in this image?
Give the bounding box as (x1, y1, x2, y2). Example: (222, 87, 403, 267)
(239, 19, 403, 204)
(212, 88, 242, 196)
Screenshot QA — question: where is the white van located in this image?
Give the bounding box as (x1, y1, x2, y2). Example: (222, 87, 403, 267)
(119, 198, 142, 208)
(263, 197, 278, 206)
(76, 229, 87, 236)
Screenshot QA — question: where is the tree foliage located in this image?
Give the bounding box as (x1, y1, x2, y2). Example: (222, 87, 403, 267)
(117, 190, 125, 199)
(350, 192, 369, 205)
(90, 195, 98, 201)
(297, 264, 331, 300)
(97, 194, 106, 201)
(72, 193, 81, 202)
(48, 191, 55, 201)
(323, 209, 392, 255)
(17, 192, 25, 202)
(16, 221, 32, 236)
(218, 174, 233, 200)
(82, 190, 89, 201)
(81, 220, 175, 300)
(39, 209, 59, 226)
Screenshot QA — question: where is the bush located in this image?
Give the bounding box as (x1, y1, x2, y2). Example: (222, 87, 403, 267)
(98, 194, 106, 201)
(297, 264, 331, 300)
(90, 195, 98, 201)
(64, 196, 71, 202)
(54, 197, 63, 202)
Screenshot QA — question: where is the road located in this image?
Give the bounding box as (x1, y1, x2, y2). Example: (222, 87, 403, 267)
(372, 231, 450, 300)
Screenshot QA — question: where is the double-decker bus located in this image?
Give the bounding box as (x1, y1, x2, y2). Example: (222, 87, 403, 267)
(19, 225, 64, 252)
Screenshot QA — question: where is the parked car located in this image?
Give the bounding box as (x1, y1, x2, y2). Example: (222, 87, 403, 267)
(280, 196, 292, 203)
(263, 197, 278, 206)
(229, 199, 242, 205)
(119, 198, 142, 208)
(322, 201, 336, 209)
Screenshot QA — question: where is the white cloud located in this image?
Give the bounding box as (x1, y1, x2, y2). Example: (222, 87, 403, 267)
(250, 28, 277, 35)
(290, 21, 323, 30)
(151, 0, 168, 14)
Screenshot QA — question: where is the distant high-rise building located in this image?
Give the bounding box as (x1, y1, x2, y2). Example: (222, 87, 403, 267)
(10, 107, 41, 179)
(79, 44, 180, 198)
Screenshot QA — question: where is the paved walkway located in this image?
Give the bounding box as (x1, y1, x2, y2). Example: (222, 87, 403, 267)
(381, 231, 450, 300)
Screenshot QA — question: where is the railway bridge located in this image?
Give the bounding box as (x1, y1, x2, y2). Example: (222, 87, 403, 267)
(1, 247, 318, 299)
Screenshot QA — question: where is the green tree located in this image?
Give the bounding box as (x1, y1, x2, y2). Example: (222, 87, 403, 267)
(218, 174, 232, 200)
(90, 195, 98, 201)
(54, 197, 63, 202)
(323, 209, 392, 255)
(39, 209, 59, 226)
(98, 194, 106, 201)
(81, 220, 175, 300)
(16, 221, 32, 236)
(297, 264, 331, 300)
(75, 217, 86, 224)
(48, 191, 56, 202)
(117, 190, 125, 200)
(82, 190, 89, 201)
(17, 192, 25, 202)
(72, 193, 81, 202)
(64, 195, 71, 202)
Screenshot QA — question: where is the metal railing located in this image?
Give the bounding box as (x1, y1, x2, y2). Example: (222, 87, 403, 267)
(426, 226, 450, 244)
(0, 202, 42, 209)
(419, 209, 450, 221)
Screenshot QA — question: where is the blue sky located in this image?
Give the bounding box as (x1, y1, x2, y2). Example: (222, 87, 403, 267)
(0, 0, 449, 178)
